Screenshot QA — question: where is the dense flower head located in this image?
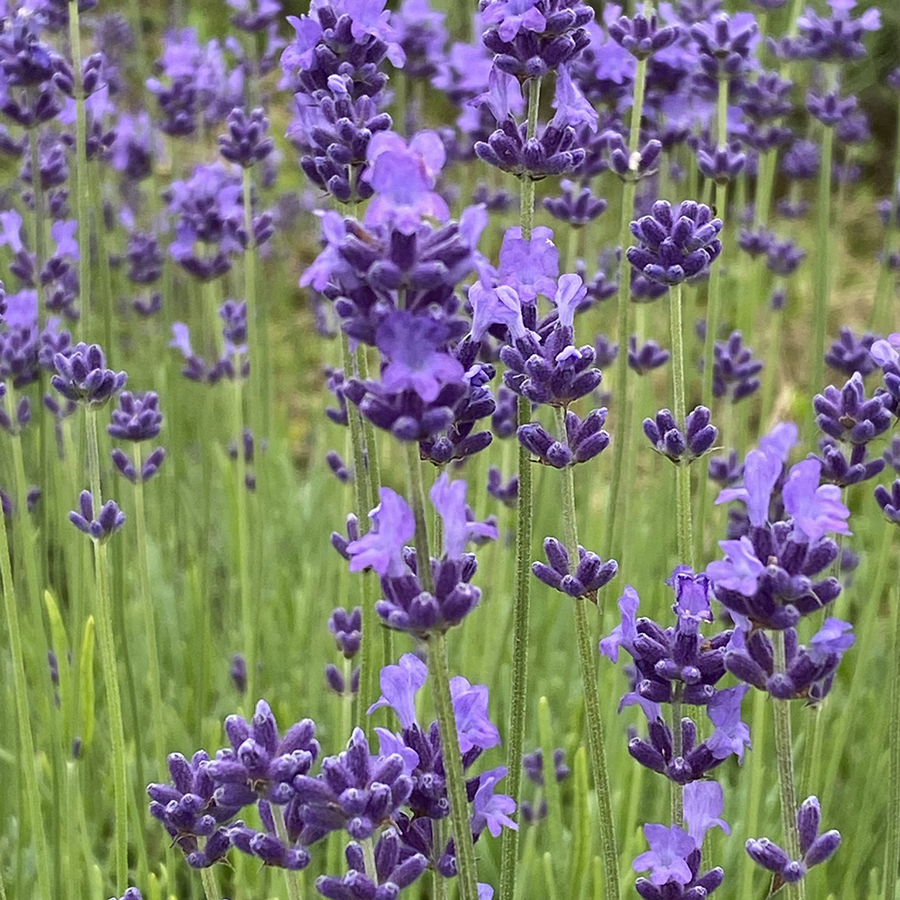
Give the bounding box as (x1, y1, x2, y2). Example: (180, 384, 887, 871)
(817, 438, 885, 488)
(392, 0, 448, 79)
(875, 479, 900, 527)
(747, 797, 841, 886)
(609, 12, 680, 59)
(219, 107, 274, 167)
(329, 607, 362, 658)
(543, 179, 607, 226)
(518, 407, 609, 467)
(69, 491, 126, 541)
(627, 200, 723, 286)
(689, 12, 759, 80)
(726, 619, 854, 700)
(807, 90, 857, 127)
(480, 0, 595, 79)
(814, 371, 891, 445)
(532, 536, 618, 598)
(107, 391, 163, 442)
(603, 131, 663, 183)
(790, 0, 880, 61)
(629, 338, 669, 374)
(643, 406, 717, 464)
(711, 331, 762, 403)
(52, 342, 127, 408)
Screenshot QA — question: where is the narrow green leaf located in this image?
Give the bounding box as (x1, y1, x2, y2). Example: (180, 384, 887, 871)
(79, 616, 96, 751)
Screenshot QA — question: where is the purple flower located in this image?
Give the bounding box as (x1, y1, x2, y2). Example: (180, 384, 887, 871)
(549, 274, 587, 329)
(550, 64, 598, 132)
(51, 342, 127, 408)
(808, 618, 855, 664)
(430, 474, 498, 557)
(683, 781, 730, 848)
(633, 824, 695, 886)
(705, 684, 751, 762)
(347, 488, 415, 577)
(69, 490, 126, 541)
(368, 653, 428, 728)
(715, 447, 782, 527)
(450, 677, 502, 752)
(497, 226, 559, 303)
(471, 766, 517, 837)
(707, 537, 766, 596)
(468, 281, 526, 343)
(875, 479, 900, 526)
(363, 131, 449, 234)
(50, 219, 79, 260)
(107, 391, 163, 442)
(376, 312, 465, 403)
(481, 0, 547, 42)
(782, 459, 851, 543)
(627, 200, 723, 286)
(600, 585, 640, 661)
(670, 569, 713, 629)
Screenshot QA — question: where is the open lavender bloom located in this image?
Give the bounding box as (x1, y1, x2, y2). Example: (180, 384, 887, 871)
(627, 201, 723, 286)
(52, 342, 127, 408)
(532, 536, 618, 599)
(147, 751, 236, 868)
(316, 830, 428, 900)
(725, 618, 854, 701)
(348, 481, 495, 635)
(69, 491, 126, 541)
(472, 68, 588, 180)
(875, 479, 900, 527)
(643, 406, 717, 464)
(746, 797, 841, 888)
(479, 0, 595, 79)
(633, 784, 726, 898)
(814, 371, 891, 445)
(206, 699, 319, 807)
(518, 407, 610, 467)
(711, 331, 762, 403)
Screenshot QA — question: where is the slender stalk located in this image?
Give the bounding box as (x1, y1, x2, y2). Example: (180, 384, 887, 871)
(433, 819, 448, 900)
(872, 92, 900, 332)
(499, 75, 542, 900)
(518, 78, 542, 240)
(0, 473, 52, 900)
(5, 387, 43, 623)
(231, 368, 254, 700)
(200, 868, 222, 900)
(606, 55, 648, 555)
(86, 409, 128, 890)
(669, 284, 694, 567)
(29, 130, 46, 327)
(772, 630, 806, 900)
(554, 406, 620, 900)
(89, 162, 115, 353)
(132, 443, 166, 772)
(886, 574, 900, 900)
(362, 837, 378, 882)
(68, 0, 91, 338)
(429, 631, 480, 900)
(341, 330, 376, 728)
(811, 124, 834, 398)
(272, 804, 304, 900)
(701, 75, 729, 408)
(670, 686, 684, 827)
(404, 441, 434, 594)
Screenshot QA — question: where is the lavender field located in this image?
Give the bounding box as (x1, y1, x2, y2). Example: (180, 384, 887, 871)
(1, 0, 899, 899)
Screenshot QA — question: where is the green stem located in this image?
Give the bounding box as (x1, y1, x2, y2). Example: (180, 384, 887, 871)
(341, 330, 376, 729)
(89, 162, 115, 353)
(362, 837, 378, 882)
(518, 77, 542, 240)
(404, 441, 434, 594)
(429, 631, 480, 900)
(872, 92, 900, 332)
(670, 686, 684, 828)
(886, 566, 900, 900)
(132, 443, 165, 771)
(772, 631, 806, 900)
(499, 74, 542, 900)
(200, 868, 222, 900)
(606, 55, 648, 556)
(272, 804, 304, 900)
(669, 284, 694, 568)
(554, 407, 620, 900)
(0, 468, 52, 900)
(232, 370, 254, 700)
(68, 0, 91, 339)
(811, 125, 834, 398)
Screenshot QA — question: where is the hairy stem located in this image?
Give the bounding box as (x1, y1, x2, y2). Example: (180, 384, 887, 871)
(69, 0, 91, 339)
(669, 284, 694, 568)
(272, 804, 304, 900)
(811, 124, 834, 398)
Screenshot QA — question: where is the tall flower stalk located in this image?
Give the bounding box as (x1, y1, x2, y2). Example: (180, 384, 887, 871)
(811, 122, 834, 398)
(887, 576, 900, 900)
(772, 630, 806, 900)
(606, 55, 648, 556)
(554, 405, 620, 900)
(499, 72, 541, 900)
(403, 442, 479, 900)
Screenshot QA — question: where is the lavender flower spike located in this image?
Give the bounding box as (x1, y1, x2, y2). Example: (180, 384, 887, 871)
(52, 342, 127, 408)
(69, 491, 125, 541)
(643, 406, 717, 464)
